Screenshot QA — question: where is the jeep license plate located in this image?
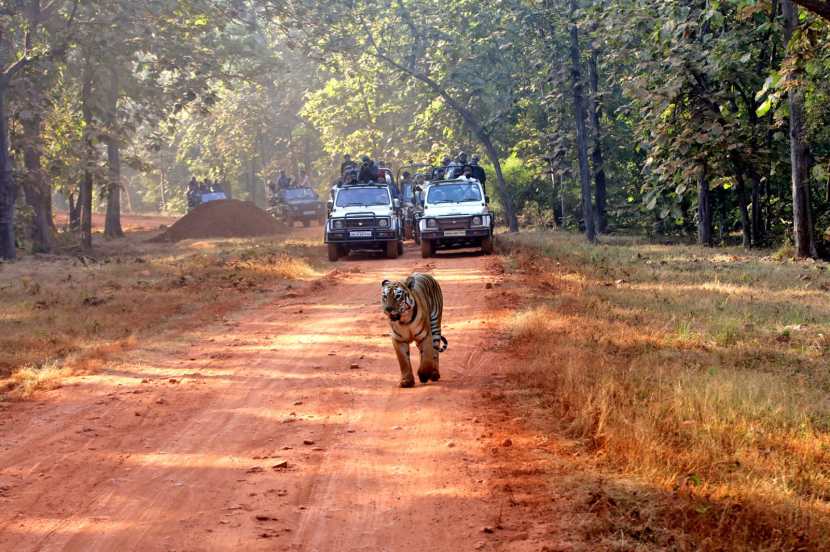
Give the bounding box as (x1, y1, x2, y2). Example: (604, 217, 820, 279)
(443, 230, 467, 237)
(303, 210, 316, 215)
(349, 230, 373, 238)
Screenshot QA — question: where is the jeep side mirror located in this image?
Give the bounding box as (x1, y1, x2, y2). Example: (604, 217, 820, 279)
(414, 186, 422, 193)
(327, 199, 333, 211)
(485, 195, 491, 204)
(393, 198, 401, 209)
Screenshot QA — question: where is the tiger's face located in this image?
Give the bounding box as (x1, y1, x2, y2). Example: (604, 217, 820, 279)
(381, 280, 414, 322)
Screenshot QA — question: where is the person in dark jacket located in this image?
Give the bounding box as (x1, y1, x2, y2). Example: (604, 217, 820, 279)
(276, 169, 290, 190)
(358, 155, 378, 183)
(470, 155, 487, 191)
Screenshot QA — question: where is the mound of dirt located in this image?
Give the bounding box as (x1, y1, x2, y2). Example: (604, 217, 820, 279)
(151, 200, 281, 242)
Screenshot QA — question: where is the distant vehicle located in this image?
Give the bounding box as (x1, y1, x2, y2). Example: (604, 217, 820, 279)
(417, 177, 493, 258)
(325, 182, 403, 262)
(200, 191, 227, 203)
(268, 186, 325, 227)
(186, 190, 226, 212)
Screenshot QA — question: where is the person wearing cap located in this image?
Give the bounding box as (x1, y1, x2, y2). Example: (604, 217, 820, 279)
(446, 151, 466, 179)
(470, 154, 487, 191)
(358, 155, 378, 183)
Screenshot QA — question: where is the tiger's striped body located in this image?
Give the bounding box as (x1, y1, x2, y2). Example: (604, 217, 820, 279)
(381, 273, 447, 388)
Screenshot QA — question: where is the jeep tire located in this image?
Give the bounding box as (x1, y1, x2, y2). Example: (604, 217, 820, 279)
(386, 240, 398, 259)
(327, 243, 340, 262)
(420, 239, 434, 258)
(481, 236, 494, 255)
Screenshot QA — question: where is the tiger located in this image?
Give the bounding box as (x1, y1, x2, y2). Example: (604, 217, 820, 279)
(381, 273, 448, 388)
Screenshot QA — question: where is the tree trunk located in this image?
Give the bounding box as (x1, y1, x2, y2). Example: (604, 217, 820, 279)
(735, 170, 752, 249)
(0, 82, 15, 260)
(783, 0, 817, 258)
(697, 162, 713, 246)
(21, 112, 53, 252)
(569, 0, 595, 243)
(479, 132, 519, 232)
(80, 60, 94, 250)
(747, 167, 764, 246)
(104, 138, 123, 238)
(104, 67, 123, 238)
(68, 192, 80, 230)
(588, 49, 607, 234)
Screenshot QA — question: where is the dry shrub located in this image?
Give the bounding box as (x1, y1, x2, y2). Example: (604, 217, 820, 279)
(499, 231, 830, 550)
(8, 361, 70, 398)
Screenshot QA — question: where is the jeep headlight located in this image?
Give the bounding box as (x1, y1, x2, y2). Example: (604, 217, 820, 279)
(333, 220, 344, 230)
(472, 216, 482, 226)
(426, 219, 437, 229)
(378, 218, 389, 228)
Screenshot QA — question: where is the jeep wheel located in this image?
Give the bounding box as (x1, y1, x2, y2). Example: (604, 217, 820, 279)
(397, 241, 404, 256)
(420, 239, 434, 258)
(481, 236, 494, 255)
(327, 244, 340, 262)
(386, 240, 398, 259)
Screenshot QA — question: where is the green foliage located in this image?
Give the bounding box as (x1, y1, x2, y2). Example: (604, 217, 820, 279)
(4, 0, 830, 252)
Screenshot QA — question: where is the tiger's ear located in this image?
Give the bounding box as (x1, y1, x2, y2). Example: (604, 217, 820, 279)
(381, 279, 390, 287)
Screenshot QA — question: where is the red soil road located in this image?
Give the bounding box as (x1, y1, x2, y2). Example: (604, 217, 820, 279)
(0, 238, 553, 551)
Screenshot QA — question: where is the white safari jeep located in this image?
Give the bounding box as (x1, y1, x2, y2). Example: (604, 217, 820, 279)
(325, 183, 403, 261)
(417, 177, 493, 258)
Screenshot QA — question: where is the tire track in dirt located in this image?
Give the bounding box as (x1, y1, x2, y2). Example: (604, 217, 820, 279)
(0, 239, 554, 551)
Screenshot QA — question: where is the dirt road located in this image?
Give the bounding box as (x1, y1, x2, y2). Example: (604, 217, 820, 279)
(0, 238, 552, 551)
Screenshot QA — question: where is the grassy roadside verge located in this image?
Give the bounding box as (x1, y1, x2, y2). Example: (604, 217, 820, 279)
(1, 234, 325, 399)
(497, 231, 830, 550)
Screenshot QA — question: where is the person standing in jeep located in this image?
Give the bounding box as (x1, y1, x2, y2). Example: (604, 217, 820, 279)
(470, 155, 487, 192)
(277, 169, 290, 190)
(340, 154, 357, 176)
(358, 155, 378, 183)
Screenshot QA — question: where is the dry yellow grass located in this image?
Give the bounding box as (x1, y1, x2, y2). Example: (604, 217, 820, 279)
(1, 233, 323, 399)
(498, 231, 830, 550)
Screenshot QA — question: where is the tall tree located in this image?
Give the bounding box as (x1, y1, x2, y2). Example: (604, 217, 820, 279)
(0, 1, 74, 260)
(782, 0, 818, 257)
(568, 0, 595, 242)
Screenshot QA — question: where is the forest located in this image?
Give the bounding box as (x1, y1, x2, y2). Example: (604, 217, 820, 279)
(2, 0, 830, 259)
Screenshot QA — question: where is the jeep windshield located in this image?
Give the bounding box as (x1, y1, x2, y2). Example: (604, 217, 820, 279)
(335, 188, 390, 208)
(426, 182, 482, 204)
(281, 188, 317, 201)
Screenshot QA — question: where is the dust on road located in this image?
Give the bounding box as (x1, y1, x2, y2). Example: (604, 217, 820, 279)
(0, 236, 552, 551)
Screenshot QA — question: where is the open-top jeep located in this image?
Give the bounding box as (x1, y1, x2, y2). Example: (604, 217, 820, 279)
(267, 186, 325, 227)
(417, 177, 493, 258)
(325, 183, 403, 262)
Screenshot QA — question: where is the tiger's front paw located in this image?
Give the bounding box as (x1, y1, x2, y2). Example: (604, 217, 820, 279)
(400, 378, 415, 388)
(430, 371, 440, 382)
(418, 370, 433, 384)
